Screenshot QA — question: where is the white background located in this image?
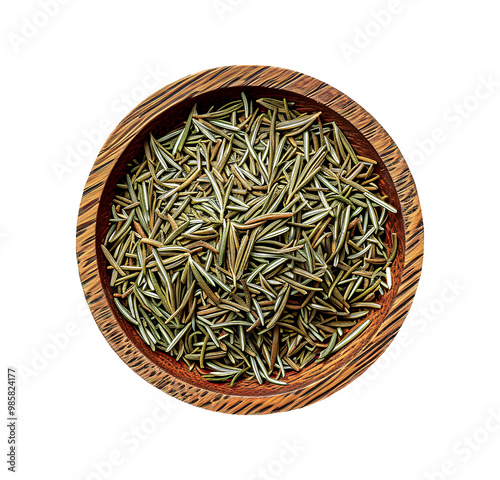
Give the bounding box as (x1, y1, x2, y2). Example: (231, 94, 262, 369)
(2, 1, 500, 479)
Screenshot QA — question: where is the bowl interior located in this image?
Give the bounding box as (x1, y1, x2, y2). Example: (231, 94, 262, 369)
(95, 85, 405, 397)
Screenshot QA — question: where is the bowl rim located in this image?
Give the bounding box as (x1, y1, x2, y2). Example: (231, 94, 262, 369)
(76, 65, 424, 414)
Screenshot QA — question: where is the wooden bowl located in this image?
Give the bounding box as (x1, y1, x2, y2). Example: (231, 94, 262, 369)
(76, 65, 424, 414)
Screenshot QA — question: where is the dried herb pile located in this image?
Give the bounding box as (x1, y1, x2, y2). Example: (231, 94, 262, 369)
(102, 93, 397, 386)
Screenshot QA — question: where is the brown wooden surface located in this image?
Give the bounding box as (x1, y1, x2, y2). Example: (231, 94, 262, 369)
(76, 65, 424, 414)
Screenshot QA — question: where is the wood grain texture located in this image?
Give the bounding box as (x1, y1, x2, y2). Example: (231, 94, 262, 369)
(76, 65, 424, 414)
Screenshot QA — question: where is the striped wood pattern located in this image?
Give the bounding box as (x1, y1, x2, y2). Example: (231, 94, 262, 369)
(76, 65, 424, 414)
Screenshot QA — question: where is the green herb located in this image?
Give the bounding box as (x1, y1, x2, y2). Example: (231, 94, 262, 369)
(102, 93, 398, 386)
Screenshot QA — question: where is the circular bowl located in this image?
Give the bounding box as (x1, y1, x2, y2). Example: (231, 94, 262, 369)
(76, 65, 424, 414)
